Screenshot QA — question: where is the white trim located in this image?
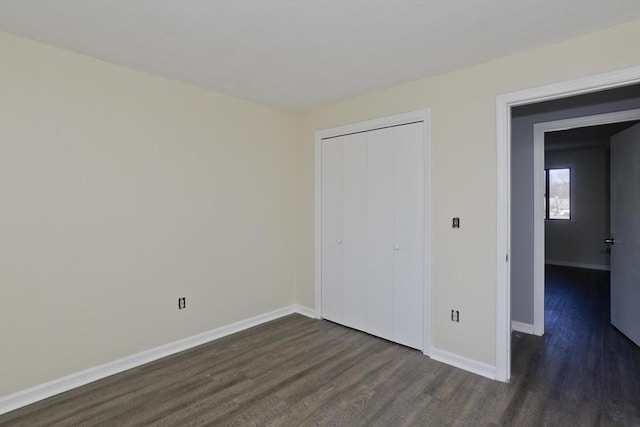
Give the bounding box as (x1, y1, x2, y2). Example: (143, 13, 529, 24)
(293, 304, 316, 318)
(314, 109, 432, 355)
(533, 108, 640, 336)
(496, 95, 511, 383)
(314, 132, 323, 319)
(532, 123, 546, 336)
(496, 66, 640, 383)
(545, 260, 611, 271)
(315, 109, 430, 141)
(423, 112, 433, 357)
(0, 305, 302, 415)
(430, 347, 496, 380)
(511, 321, 536, 335)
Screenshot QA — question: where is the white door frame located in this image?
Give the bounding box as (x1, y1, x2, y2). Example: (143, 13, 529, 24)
(314, 109, 432, 355)
(495, 66, 640, 382)
(532, 108, 640, 336)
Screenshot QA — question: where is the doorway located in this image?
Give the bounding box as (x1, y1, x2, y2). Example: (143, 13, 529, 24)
(495, 67, 640, 382)
(542, 119, 640, 342)
(532, 110, 640, 336)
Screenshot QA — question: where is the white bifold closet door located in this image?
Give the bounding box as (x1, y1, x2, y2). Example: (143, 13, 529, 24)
(341, 132, 369, 332)
(392, 123, 424, 348)
(320, 122, 425, 350)
(320, 137, 343, 323)
(366, 128, 395, 341)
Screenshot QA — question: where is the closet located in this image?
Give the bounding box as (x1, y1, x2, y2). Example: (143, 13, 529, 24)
(320, 120, 426, 350)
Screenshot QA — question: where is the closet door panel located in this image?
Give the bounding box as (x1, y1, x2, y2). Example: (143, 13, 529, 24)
(393, 123, 425, 349)
(366, 128, 394, 340)
(341, 133, 368, 331)
(321, 138, 343, 323)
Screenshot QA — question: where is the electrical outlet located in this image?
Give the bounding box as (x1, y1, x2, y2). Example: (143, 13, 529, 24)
(178, 297, 186, 309)
(451, 309, 460, 322)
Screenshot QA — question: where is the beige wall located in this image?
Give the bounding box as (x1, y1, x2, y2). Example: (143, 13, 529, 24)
(0, 32, 298, 396)
(296, 20, 640, 366)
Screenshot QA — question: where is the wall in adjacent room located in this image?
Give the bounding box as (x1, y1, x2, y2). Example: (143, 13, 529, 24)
(545, 147, 610, 269)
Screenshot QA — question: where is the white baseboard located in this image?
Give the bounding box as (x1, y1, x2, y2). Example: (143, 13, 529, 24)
(511, 321, 535, 335)
(545, 260, 610, 271)
(293, 305, 316, 318)
(0, 305, 308, 415)
(429, 347, 496, 380)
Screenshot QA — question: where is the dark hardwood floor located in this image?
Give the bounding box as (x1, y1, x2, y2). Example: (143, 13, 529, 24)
(2, 266, 639, 426)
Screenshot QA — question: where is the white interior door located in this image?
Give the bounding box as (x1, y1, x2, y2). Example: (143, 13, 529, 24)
(610, 123, 640, 347)
(320, 137, 343, 323)
(393, 123, 425, 349)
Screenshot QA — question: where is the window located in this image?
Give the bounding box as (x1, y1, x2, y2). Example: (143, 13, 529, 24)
(544, 168, 571, 220)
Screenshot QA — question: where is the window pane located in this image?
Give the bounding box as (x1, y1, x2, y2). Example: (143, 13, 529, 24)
(548, 168, 570, 219)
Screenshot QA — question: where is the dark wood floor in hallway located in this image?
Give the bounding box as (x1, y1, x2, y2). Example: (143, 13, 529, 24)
(2, 266, 639, 426)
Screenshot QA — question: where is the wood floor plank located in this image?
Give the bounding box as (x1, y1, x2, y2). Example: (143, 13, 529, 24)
(2, 266, 639, 426)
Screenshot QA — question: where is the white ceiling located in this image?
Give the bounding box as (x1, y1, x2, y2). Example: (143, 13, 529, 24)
(1, 0, 639, 110)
